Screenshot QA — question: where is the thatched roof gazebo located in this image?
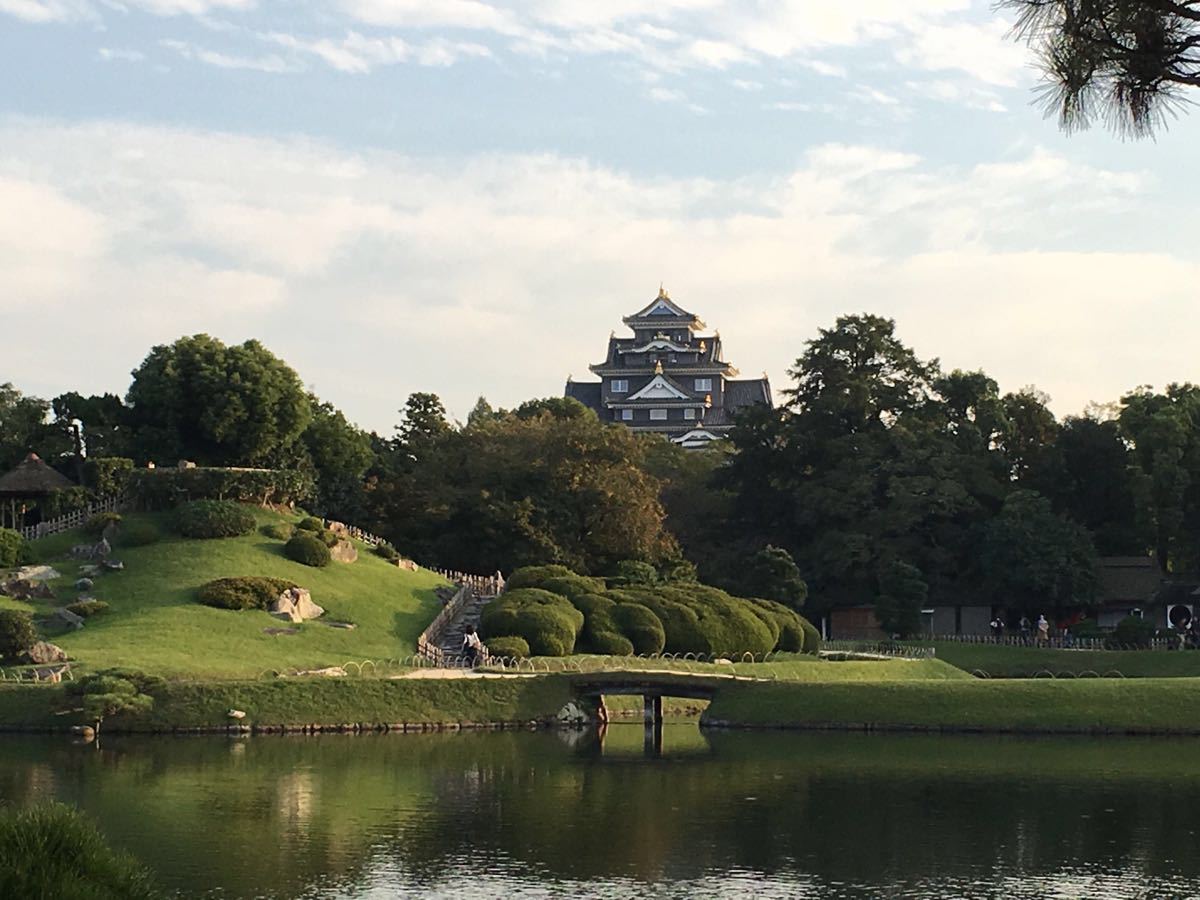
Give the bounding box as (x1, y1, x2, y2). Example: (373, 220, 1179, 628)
(0, 453, 74, 530)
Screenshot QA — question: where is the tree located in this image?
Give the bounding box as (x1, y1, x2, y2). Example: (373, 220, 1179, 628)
(1000, 0, 1200, 136)
(875, 560, 927, 639)
(745, 545, 809, 610)
(300, 399, 375, 520)
(394, 392, 451, 462)
(0, 383, 56, 472)
(978, 490, 1099, 613)
(51, 392, 130, 476)
(466, 396, 500, 426)
(999, 388, 1059, 482)
(126, 335, 312, 467)
(65, 670, 160, 735)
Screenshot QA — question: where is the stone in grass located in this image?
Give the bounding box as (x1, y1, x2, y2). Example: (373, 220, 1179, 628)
(77, 564, 102, 578)
(329, 540, 358, 564)
(74, 577, 94, 591)
(102, 560, 124, 572)
(324, 621, 357, 630)
(269, 587, 324, 623)
(263, 627, 300, 636)
(291, 666, 346, 678)
(55, 608, 85, 630)
(14, 565, 61, 582)
(228, 709, 246, 720)
(24, 641, 69, 664)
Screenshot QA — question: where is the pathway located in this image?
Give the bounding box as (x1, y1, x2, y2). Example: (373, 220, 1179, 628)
(434, 590, 494, 664)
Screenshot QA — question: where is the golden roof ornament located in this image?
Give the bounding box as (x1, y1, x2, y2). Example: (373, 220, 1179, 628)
(699, 340, 707, 352)
(705, 393, 712, 408)
(654, 359, 663, 374)
(658, 283, 670, 300)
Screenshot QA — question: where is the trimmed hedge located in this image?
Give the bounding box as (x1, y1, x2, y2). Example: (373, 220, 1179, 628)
(0, 528, 31, 568)
(0, 609, 36, 660)
(613, 602, 667, 655)
(296, 517, 324, 533)
(374, 541, 400, 562)
(504, 565, 578, 591)
(129, 467, 313, 511)
(611, 560, 658, 586)
(486, 635, 530, 659)
(175, 500, 256, 539)
(284, 534, 331, 568)
(197, 576, 298, 611)
(116, 521, 160, 548)
(538, 574, 606, 600)
(261, 522, 294, 541)
(83, 456, 135, 497)
(798, 614, 822, 655)
(65, 599, 110, 618)
(480, 588, 584, 657)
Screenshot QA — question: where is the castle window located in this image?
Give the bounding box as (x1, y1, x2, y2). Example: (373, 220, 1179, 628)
(611, 379, 629, 393)
(684, 408, 696, 420)
(650, 409, 668, 421)
(621, 409, 633, 421)
(695, 378, 713, 392)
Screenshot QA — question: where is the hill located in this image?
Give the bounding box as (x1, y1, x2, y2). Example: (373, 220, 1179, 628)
(4, 508, 446, 679)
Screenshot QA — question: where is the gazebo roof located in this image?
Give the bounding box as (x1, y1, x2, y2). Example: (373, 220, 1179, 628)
(0, 453, 74, 497)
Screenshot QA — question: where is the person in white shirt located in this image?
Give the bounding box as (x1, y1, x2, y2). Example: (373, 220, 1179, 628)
(462, 625, 484, 667)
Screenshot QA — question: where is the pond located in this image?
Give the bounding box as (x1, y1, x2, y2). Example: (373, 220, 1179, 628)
(2, 724, 1199, 898)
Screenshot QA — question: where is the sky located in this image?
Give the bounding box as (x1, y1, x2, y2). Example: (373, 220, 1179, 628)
(2, 0, 1198, 433)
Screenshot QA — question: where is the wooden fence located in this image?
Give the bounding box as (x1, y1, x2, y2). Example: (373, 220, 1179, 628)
(925, 633, 1174, 651)
(416, 584, 474, 665)
(18, 497, 121, 542)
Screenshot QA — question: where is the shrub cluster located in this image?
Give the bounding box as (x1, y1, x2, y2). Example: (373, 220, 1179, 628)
(176, 501, 256, 539)
(374, 541, 400, 562)
(66, 599, 110, 618)
(261, 522, 295, 541)
(83, 512, 122, 538)
(480, 588, 584, 656)
(116, 520, 161, 548)
(485, 635, 530, 659)
(129, 467, 313, 511)
(83, 457, 135, 498)
(284, 534, 331, 568)
(197, 576, 298, 611)
(0, 609, 36, 659)
(296, 516, 325, 533)
(0, 528, 31, 568)
(492, 563, 820, 658)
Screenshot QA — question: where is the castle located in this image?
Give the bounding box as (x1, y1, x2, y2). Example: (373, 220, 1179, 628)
(564, 288, 773, 448)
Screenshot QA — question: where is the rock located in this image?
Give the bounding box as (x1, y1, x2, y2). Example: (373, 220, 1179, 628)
(329, 540, 358, 564)
(70, 539, 110, 561)
(56, 608, 85, 629)
(326, 521, 349, 537)
(270, 587, 324, 623)
(227, 709, 246, 720)
(75, 577, 95, 591)
(77, 565, 102, 578)
(324, 621, 357, 630)
(263, 627, 300, 636)
(14, 565, 60, 582)
(101, 522, 120, 544)
(295, 666, 346, 678)
(269, 596, 303, 624)
(294, 592, 324, 621)
(102, 560, 124, 572)
(396, 558, 418, 571)
(24, 641, 69, 664)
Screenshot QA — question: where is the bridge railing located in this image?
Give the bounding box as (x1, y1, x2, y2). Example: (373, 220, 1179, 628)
(820, 641, 936, 659)
(416, 584, 475, 666)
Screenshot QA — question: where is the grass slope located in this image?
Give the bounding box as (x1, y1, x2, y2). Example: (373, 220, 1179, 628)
(704, 677, 1200, 734)
(14, 509, 446, 679)
(925, 641, 1200, 678)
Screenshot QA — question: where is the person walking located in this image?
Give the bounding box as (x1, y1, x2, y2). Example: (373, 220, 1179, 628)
(1036, 614, 1050, 644)
(462, 625, 484, 668)
(1019, 615, 1032, 644)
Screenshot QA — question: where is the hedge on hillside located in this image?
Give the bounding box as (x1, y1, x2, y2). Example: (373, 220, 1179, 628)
(284, 534, 331, 568)
(261, 522, 294, 541)
(176, 500, 256, 539)
(612, 602, 667, 655)
(480, 588, 584, 657)
(0, 528, 31, 568)
(485, 635, 530, 659)
(504, 565, 579, 591)
(0, 610, 36, 659)
(296, 517, 324, 533)
(130, 467, 313, 511)
(198, 576, 298, 611)
(83, 457, 135, 498)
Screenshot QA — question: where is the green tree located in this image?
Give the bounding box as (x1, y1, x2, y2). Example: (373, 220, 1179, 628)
(65, 670, 160, 735)
(126, 335, 312, 467)
(0, 610, 37, 660)
(301, 398, 375, 520)
(745, 545, 808, 610)
(1000, 0, 1200, 136)
(394, 392, 451, 463)
(51, 392, 131, 478)
(0, 383, 57, 472)
(875, 559, 927, 639)
(999, 388, 1059, 483)
(978, 490, 1099, 613)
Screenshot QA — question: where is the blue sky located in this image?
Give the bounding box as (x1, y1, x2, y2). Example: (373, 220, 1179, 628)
(2, 0, 1198, 431)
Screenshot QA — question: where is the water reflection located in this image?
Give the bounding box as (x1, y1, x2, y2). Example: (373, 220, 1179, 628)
(1, 727, 1199, 898)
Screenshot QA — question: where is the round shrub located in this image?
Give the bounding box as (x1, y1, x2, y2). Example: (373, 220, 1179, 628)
(0, 609, 37, 659)
(1109, 614, 1155, 649)
(797, 614, 821, 655)
(611, 560, 658, 586)
(587, 627, 634, 656)
(66, 599, 110, 618)
(284, 534, 331, 568)
(198, 576, 298, 611)
(116, 520, 161, 548)
(261, 522, 295, 541)
(296, 516, 324, 533)
(83, 512, 122, 537)
(539, 574, 606, 601)
(176, 500, 255, 539)
(613, 602, 666, 655)
(375, 541, 400, 562)
(485, 635, 530, 659)
(571, 592, 616, 616)
(505, 565, 578, 591)
(480, 588, 583, 657)
(0, 528, 31, 568)
(319, 529, 340, 548)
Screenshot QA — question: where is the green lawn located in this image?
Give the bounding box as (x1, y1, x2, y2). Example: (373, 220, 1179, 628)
(704, 677, 1200, 734)
(7, 509, 446, 679)
(924, 641, 1200, 678)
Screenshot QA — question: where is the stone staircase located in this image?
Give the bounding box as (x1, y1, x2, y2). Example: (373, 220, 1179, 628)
(435, 591, 494, 664)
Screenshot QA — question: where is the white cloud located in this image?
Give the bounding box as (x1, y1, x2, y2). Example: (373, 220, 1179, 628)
(98, 47, 147, 62)
(1, 0, 249, 20)
(896, 19, 1028, 86)
(162, 38, 295, 72)
(1, 118, 1192, 429)
(0, 0, 91, 22)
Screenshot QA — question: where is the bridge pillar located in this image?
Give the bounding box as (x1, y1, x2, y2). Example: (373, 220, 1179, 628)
(643, 694, 664, 757)
(643, 694, 662, 726)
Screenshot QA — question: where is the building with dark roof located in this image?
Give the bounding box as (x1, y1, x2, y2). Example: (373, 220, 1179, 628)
(565, 287, 773, 447)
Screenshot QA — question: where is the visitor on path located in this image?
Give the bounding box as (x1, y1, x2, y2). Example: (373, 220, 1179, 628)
(462, 625, 484, 667)
(1019, 615, 1032, 643)
(1036, 615, 1050, 644)
(990, 617, 1004, 639)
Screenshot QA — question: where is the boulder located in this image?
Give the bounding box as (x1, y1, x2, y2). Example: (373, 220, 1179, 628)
(270, 587, 324, 623)
(269, 596, 303, 624)
(2, 579, 56, 601)
(329, 540, 358, 564)
(227, 709, 246, 720)
(294, 666, 346, 678)
(294, 592, 325, 621)
(77, 565, 102, 578)
(75, 577, 94, 592)
(102, 560, 124, 572)
(326, 521, 349, 537)
(24, 642, 69, 664)
(55, 608, 85, 630)
(70, 539, 110, 562)
(14, 565, 60, 583)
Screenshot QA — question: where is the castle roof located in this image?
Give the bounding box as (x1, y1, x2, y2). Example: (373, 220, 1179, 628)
(0, 453, 74, 497)
(622, 287, 706, 329)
